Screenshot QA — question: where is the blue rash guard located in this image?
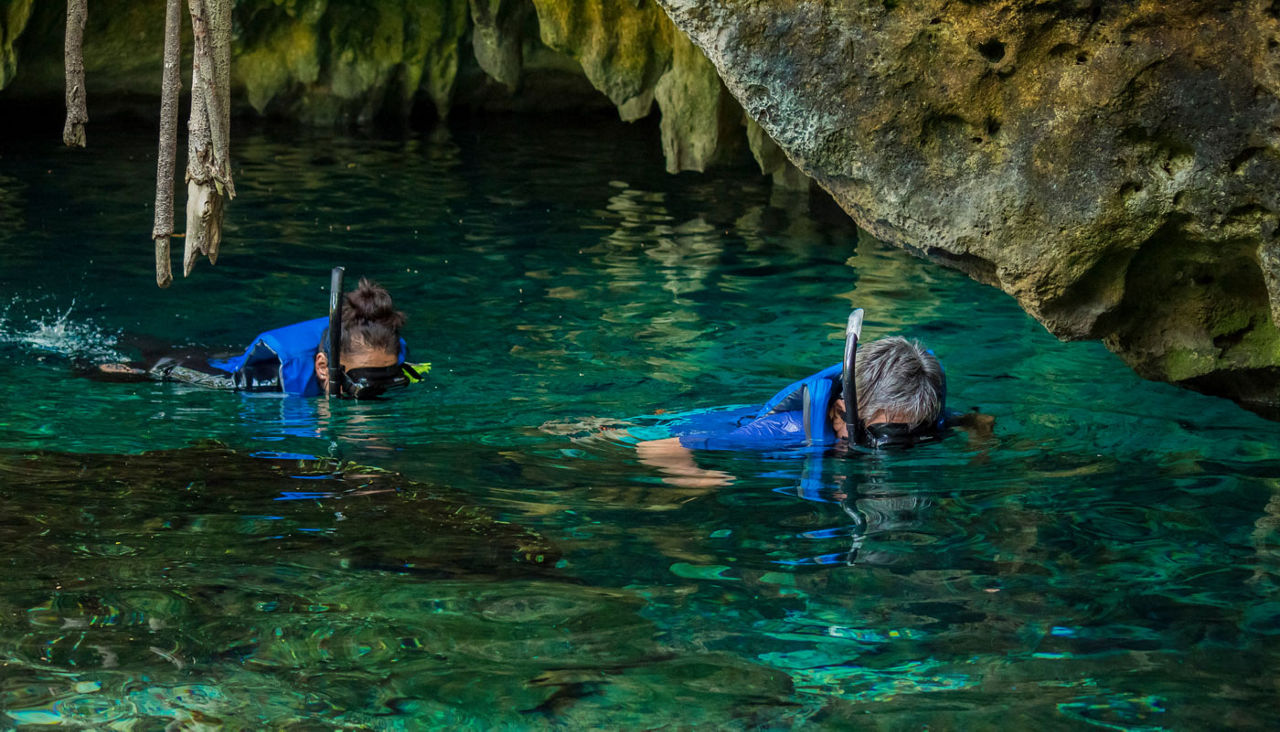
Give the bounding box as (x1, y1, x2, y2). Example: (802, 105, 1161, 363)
(201, 317, 407, 396)
(670, 360, 950, 451)
(675, 363, 845, 451)
(207, 317, 330, 396)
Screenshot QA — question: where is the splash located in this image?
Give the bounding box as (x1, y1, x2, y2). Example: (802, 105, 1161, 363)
(0, 296, 124, 364)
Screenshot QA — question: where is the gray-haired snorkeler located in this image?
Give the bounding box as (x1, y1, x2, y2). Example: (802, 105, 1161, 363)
(636, 313, 993, 472)
(835, 335, 946, 439)
(639, 336, 946, 457)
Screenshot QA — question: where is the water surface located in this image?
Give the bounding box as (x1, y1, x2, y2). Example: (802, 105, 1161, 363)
(1, 117, 1278, 728)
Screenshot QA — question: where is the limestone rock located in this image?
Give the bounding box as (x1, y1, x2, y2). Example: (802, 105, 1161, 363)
(658, 0, 1280, 412)
(469, 0, 529, 90)
(527, 0, 770, 173)
(0, 444, 561, 575)
(235, 0, 470, 123)
(654, 28, 741, 173)
(745, 117, 808, 191)
(0, 0, 33, 91)
(530, 0, 672, 119)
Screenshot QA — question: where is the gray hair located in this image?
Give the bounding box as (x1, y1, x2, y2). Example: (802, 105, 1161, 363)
(854, 336, 944, 429)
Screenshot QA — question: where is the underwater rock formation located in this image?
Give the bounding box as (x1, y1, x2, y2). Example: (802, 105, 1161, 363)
(0, 444, 559, 575)
(657, 0, 1280, 412)
(0, 0, 797, 179)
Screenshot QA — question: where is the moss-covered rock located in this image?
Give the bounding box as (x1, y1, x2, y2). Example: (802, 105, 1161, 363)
(653, 28, 740, 173)
(232, 0, 469, 123)
(468, 0, 528, 90)
(527, 0, 759, 172)
(0, 0, 33, 91)
(5, 0, 171, 99)
(529, 0, 671, 119)
(660, 0, 1280, 413)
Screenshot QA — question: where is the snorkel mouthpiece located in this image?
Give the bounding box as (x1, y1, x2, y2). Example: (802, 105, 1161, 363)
(843, 309, 866, 448)
(327, 266, 345, 398)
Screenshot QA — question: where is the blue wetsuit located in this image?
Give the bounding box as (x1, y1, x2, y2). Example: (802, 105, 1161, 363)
(674, 363, 844, 451)
(147, 317, 406, 396)
(206, 317, 330, 395)
(669, 361, 949, 451)
(675, 408, 810, 450)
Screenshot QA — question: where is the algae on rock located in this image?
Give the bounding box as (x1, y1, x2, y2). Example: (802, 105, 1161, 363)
(528, 0, 776, 175)
(0, 0, 33, 91)
(530, 0, 672, 120)
(233, 0, 469, 123)
(654, 29, 740, 174)
(469, 0, 529, 90)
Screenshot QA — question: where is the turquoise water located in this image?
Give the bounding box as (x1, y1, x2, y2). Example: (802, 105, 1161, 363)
(1, 117, 1279, 728)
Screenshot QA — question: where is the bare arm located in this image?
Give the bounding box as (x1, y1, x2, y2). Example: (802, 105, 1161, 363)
(635, 437, 734, 489)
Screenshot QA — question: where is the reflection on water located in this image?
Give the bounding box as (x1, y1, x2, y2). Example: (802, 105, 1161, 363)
(1, 118, 1279, 727)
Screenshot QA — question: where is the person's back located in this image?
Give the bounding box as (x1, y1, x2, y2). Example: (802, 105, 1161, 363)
(96, 277, 426, 399)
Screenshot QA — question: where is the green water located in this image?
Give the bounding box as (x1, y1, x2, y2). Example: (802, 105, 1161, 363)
(1, 117, 1278, 728)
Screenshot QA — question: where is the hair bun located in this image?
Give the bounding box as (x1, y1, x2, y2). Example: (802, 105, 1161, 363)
(343, 277, 407, 330)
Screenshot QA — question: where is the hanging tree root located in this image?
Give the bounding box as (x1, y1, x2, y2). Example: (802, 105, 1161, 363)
(62, 0, 88, 147)
(151, 0, 182, 288)
(183, 0, 235, 278)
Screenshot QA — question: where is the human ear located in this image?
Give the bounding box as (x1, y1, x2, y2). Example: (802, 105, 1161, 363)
(315, 352, 328, 386)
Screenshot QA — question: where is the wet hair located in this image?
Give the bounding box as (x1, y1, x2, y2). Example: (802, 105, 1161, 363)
(340, 278, 405, 356)
(854, 336, 944, 429)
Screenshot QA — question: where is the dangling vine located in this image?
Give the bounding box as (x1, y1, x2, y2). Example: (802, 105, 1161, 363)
(180, 0, 235, 280)
(62, 0, 88, 147)
(151, 0, 182, 288)
(63, 0, 235, 287)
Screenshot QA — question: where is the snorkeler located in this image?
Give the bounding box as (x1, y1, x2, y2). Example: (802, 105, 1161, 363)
(638, 309, 988, 460)
(96, 269, 428, 399)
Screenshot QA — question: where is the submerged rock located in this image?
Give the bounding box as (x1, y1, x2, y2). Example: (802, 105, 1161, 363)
(0, 444, 559, 576)
(658, 0, 1280, 413)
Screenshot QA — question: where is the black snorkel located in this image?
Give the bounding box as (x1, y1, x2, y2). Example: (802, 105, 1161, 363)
(326, 266, 345, 398)
(321, 267, 429, 399)
(842, 308, 947, 450)
(843, 308, 866, 448)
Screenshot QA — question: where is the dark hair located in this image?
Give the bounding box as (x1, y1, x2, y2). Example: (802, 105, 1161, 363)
(341, 278, 405, 356)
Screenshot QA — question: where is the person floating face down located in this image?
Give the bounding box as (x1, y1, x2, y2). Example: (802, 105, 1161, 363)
(97, 278, 426, 399)
(313, 278, 422, 398)
(636, 336, 988, 475)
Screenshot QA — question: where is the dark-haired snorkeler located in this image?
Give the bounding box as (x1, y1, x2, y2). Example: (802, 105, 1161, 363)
(97, 269, 429, 399)
(636, 310, 992, 476)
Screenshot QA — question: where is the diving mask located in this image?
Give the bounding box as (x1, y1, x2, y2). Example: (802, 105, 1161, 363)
(861, 421, 944, 449)
(335, 362, 425, 400)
